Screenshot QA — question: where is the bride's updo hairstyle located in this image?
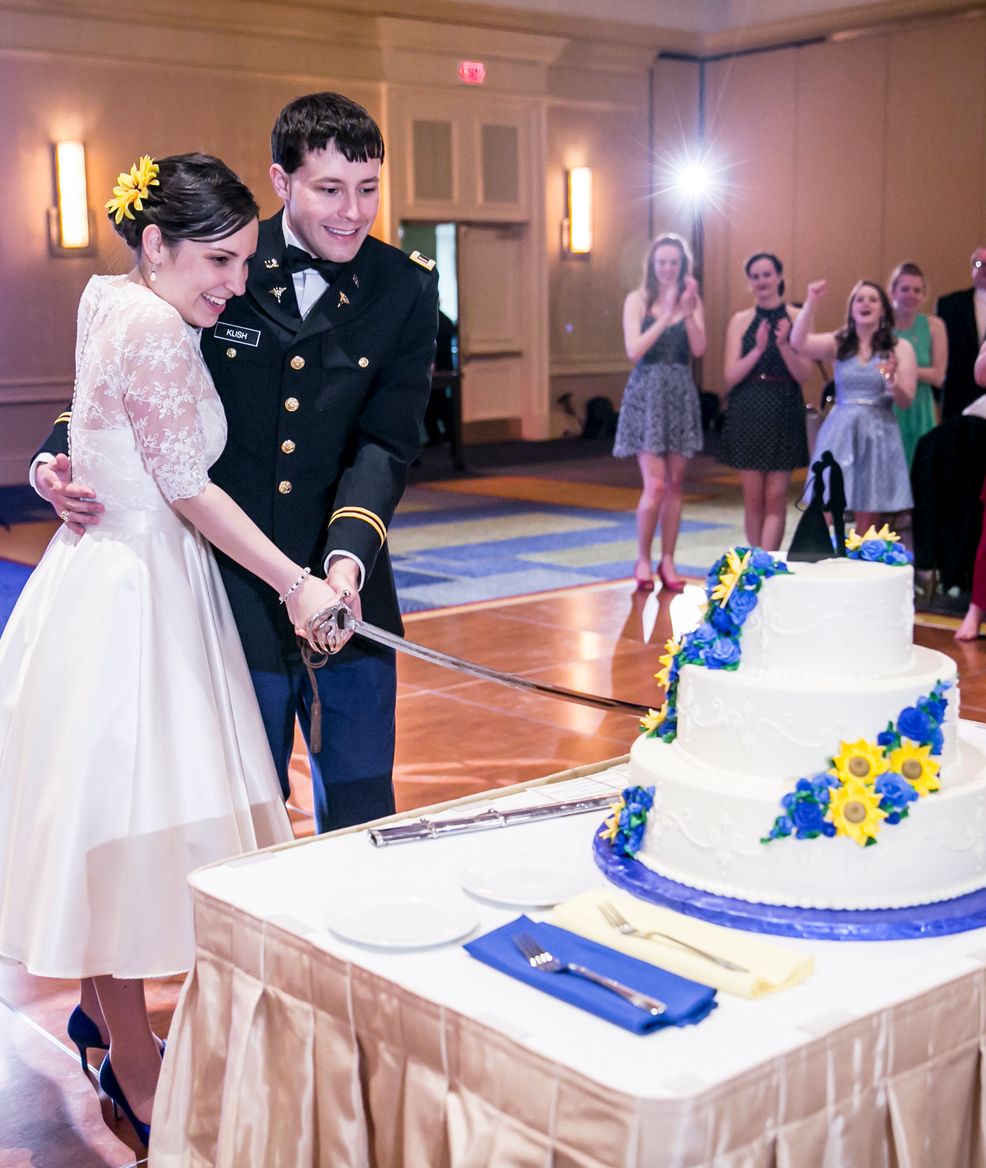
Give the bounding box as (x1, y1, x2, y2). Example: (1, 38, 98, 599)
(108, 153, 258, 251)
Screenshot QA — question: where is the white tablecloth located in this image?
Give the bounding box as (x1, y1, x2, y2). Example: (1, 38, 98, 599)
(149, 755, 986, 1167)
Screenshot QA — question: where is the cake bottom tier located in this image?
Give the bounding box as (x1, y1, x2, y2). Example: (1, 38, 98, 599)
(633, 720, 986, 910)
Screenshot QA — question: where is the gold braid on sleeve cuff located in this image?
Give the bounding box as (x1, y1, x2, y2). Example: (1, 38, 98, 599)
(54, 412, 72, 425)
(329, 506, 387, 547)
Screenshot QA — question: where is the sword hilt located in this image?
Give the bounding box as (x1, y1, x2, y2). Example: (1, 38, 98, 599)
(304, 598, 357, 657)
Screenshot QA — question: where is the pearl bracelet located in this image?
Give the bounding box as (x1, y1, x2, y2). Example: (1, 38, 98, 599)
(279, 566, 311, 605)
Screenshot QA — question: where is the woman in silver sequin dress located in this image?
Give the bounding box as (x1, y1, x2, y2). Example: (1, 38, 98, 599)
(613, 233, 706, 592)
(790, 279, 917, 534)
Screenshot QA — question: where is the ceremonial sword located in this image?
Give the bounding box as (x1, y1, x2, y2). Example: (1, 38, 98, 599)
(301, 602, 652, 719)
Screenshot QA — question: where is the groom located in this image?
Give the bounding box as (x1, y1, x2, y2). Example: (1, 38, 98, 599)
(34, 93, 439, 833)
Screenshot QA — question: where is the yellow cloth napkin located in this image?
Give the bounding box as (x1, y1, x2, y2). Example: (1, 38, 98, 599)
(549, 888, 814, 998)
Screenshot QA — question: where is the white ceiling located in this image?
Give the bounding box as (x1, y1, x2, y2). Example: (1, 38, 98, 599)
(447, 0, 936, 35)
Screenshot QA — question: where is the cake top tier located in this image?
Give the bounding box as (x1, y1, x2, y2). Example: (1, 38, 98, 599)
(741, 557, 913, 679)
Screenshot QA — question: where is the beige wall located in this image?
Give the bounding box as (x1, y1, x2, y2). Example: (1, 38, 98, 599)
(2, 0, 984, 480)
(695, 14, 986, 399)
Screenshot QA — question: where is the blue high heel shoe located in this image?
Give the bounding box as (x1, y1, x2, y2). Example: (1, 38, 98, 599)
(66, 1005, 109, 1072)
(98, 1055, 151, 1146)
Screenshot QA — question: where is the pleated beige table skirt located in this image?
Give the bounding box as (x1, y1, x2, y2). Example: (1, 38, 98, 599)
(149, 759, 986, 1167)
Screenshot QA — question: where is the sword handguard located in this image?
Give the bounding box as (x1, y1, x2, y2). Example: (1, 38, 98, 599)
(304, 601, 357, 656)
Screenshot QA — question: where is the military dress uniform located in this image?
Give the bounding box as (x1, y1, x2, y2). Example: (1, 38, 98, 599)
(39, 211, 439, 832)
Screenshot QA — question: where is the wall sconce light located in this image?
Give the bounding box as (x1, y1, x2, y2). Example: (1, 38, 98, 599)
(48, 141, 95, 256)
(563, 166, 592, 256)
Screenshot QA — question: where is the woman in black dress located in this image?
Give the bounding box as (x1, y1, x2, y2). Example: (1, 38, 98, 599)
(718, 252, 812, 550)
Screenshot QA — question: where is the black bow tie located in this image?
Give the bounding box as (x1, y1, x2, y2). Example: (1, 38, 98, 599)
(282, 245, 341, 284)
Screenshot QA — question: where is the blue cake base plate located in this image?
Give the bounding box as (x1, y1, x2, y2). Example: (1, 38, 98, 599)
(592, 827, 986, 941)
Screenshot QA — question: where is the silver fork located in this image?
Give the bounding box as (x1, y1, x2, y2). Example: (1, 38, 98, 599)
(512, 932, 666, 1016)
(598, 901, 749, 974)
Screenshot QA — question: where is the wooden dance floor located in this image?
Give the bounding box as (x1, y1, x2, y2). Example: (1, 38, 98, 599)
(0, 534, 983, 1164)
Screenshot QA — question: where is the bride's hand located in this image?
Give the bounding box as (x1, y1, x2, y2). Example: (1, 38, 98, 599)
(286, 575, 338, 637)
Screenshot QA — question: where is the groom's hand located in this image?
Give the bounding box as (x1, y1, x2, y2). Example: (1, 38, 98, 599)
(36, 454, 104, 536)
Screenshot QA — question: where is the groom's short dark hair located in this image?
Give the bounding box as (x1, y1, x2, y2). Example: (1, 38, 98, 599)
(271, 92, 385, 174)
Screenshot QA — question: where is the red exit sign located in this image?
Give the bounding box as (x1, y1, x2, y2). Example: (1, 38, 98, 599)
(458, 60, 486, 85)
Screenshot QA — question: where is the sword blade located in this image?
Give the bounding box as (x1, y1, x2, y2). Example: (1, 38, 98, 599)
(341, 613, 651, 718)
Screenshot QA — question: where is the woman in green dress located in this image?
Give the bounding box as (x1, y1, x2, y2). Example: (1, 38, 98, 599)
(888, 262, 947, 467)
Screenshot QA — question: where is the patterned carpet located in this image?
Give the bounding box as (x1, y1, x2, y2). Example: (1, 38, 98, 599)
(391, 454, 753, 612)
(0, 448, 775, 619)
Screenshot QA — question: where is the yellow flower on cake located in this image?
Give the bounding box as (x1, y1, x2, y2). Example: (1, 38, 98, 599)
(829, 779, 887, 847)
(710, 549, 750, 608)
(105, 155, 160, 224)
(872, 523, 900, 543)
(640, 706, 666, 734)
(600, 796, 626, 843)
(887, 741, 941, 796)
(845, 528, 864, 551)
(654, 638, 681, 691)
(830, 738, 889, 785)
(847, 523, 900, 553)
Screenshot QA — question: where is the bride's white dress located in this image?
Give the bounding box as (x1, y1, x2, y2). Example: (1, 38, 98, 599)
(0, 276, 292, 979)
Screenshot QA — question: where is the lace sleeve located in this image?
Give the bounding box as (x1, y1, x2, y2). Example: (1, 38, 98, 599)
(119, 303, 212, 504)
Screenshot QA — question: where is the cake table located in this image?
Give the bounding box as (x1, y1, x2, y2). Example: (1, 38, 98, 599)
(149, 755, 986, 1168)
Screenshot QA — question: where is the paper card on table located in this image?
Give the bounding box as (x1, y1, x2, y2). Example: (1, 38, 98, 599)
(550, 889, 814, 999)
(464, 914, 716, 1035)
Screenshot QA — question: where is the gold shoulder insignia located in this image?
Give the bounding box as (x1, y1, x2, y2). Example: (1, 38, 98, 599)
(409, 250, 436, 271)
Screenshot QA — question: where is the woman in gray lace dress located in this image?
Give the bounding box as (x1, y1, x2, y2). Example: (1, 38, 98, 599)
(613, 233, 706, 592)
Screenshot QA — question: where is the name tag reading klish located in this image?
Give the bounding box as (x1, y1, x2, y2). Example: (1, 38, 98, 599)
(214, 322, 261, 347)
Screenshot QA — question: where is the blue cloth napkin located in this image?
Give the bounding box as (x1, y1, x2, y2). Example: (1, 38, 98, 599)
(464, 915, 717, 1034)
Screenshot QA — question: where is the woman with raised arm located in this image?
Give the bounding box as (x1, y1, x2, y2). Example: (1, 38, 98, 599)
(613, 232, 706, 592)
(789, 278, 917, 535)
(888, 261, 946, 467)
(0, 154, 339, 1146)
(718, 252, 813, 550)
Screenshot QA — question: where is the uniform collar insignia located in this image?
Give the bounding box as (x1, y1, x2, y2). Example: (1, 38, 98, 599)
(337, 290, 350, 307)
(270, 286, 287, 303)
(264, 258, 279, 269)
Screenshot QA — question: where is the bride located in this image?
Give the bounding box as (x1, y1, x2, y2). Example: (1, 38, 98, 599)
(0, 153, 338, 1144)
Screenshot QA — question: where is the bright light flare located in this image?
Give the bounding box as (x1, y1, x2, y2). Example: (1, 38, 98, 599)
(653, 147, 731, 219)
(673, 160, 713, 201)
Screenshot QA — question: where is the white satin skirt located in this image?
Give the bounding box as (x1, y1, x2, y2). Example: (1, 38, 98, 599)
(0, 507, 292, 979)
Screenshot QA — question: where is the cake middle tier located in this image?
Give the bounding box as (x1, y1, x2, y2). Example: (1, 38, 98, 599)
(674, 644, 959, 781)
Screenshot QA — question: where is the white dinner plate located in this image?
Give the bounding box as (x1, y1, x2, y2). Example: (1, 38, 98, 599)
(326, 892, 479, 950)
(460, 854, 587, 907)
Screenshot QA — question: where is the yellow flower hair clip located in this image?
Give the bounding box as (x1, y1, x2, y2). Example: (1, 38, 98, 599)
(105, 155, 160, 224)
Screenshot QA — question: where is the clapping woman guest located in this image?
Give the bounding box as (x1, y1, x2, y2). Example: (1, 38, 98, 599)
(888, 262, 946, 467)
(0, 154, 338, 1144)
(613, 233, 706, 592)
(789, 279, 917, 535)
(718, 252, 813, 550)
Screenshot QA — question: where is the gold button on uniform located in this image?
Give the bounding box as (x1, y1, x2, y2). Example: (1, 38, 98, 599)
(284, 397, 300, 412)
(278, 480, 293, 495)
(226, 347, 237, 359)
(358, 357, 369, 368)
(290, 355, 305, 371)
(281, 439, 296, 454)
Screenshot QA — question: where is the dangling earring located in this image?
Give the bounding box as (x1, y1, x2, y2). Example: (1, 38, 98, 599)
(149, 266, 158, 283)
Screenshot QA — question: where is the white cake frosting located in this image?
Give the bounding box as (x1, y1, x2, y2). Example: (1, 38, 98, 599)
(630, 558, 982, 910)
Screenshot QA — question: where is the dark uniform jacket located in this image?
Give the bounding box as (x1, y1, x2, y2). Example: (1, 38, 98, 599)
(936, 287, 981, 420)
(40, 212, 439, 673)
